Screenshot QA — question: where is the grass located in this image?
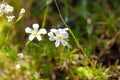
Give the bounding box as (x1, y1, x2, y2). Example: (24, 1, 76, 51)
(0, 0, 120, 80)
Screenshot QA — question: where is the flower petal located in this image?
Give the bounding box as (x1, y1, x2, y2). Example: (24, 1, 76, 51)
(29, 35, 34, 41)
(36, 35, 42, 41)
(61, 40, 68, 46)
(64, 28, 69, 31)
(62, 32, 69, 38)
(50, 29, 57, 33)
(58, 28, 69, 33)
(6, 16, 15, 22)
(0, 8, 3, 13)
(55, 40, 60, 47)
(48, 32, 54, 36)
(38, 29, 47, 34)
(4, 4, 14, 14)
(25, 27, 32, 33)
(49, 36, 56, 41)
(32, 23, 39, 31)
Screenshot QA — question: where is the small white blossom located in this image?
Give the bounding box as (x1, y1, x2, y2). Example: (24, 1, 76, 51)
(20, 8, 25, 14)
(15, 64, 20, 70)
(25, 23, 47, 41)
(4, 4, 14, 14)
(0, 4, 5, 13)
(48, 28, 69, 47)
(6, 16, 15, 22)
(17, 53, 23, 59)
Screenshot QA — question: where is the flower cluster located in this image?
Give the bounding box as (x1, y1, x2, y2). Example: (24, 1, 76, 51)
(25, 23, 69, 47)
(15, 53, 24, 70)
(0, 3, 13, 14)
(0, 2, 25, 22)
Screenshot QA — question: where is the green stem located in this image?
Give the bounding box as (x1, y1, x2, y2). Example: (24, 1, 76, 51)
(25, 41, 31, 47)
(42, 5, 48, 28)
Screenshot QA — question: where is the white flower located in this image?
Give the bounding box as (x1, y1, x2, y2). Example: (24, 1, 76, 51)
(15, 64, 20, 70)
(19, 8, 25, 14)
(0, 4, 5, 13)
(48, 28, 69, 47)
(17, 53, 23, 59)
(25, 23, 47, 41)
(6, 16, 15, 22)
(4, 4, 14, 14)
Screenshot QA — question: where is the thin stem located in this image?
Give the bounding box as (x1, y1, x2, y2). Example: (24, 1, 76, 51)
(42, 5, 48, 28)
(68, 66, 76, 80)
(25, 41, 31, 47)
(54, 0, 93, 66)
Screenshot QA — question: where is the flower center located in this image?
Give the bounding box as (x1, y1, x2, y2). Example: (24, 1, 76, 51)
(57, 34, 63, 40)
(32, 31, 38, 37)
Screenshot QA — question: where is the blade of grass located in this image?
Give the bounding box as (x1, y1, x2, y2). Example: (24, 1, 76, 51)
(25, 41, 31, 47)
(42, 5, 48, 28)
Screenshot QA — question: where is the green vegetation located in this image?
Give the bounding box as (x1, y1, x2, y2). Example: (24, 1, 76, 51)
(0, 0, 120, 80)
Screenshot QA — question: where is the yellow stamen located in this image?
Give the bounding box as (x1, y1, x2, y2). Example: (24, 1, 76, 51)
(57, 34, 63, 40)
(32, 31, 37, 37)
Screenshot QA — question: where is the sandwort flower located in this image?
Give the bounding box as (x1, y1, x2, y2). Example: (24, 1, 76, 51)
(16, 8, 25, 22)
(4, 4, 14, 14)
(48, 28, 69, 47)
(15, 64, 20, 70)
(18, 53, 23, 59)
(19, 8, 25, 15)
(25, 23, 47, 41)
(6, 15, 15, 22)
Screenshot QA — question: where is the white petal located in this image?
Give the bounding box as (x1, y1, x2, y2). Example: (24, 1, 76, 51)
(58, 28, 62, 31)
(36, 35, 42, 41)
(58, 28, 68, 33)
(61, 40, 68, 46)
(55, 40, 60, 47)
(6, 16, 15, 22)
(58, 28, 66, 33)
(32, 23, 39, 31)
(38, 29, 47, 34)
(50, 29, 57, 33)
(48, 32, 54, 36)
(0, 4, 5, 9)
(25, 27, 32, 33)
(62, 32, 69, 38)
(49, 37, 56, 41)
(0, 4, 5, 13)
(0, 8, 3, 13)
(29, 35, 34, 41)
(52, 29, 60, 36)
(64, 28, 69, 30)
